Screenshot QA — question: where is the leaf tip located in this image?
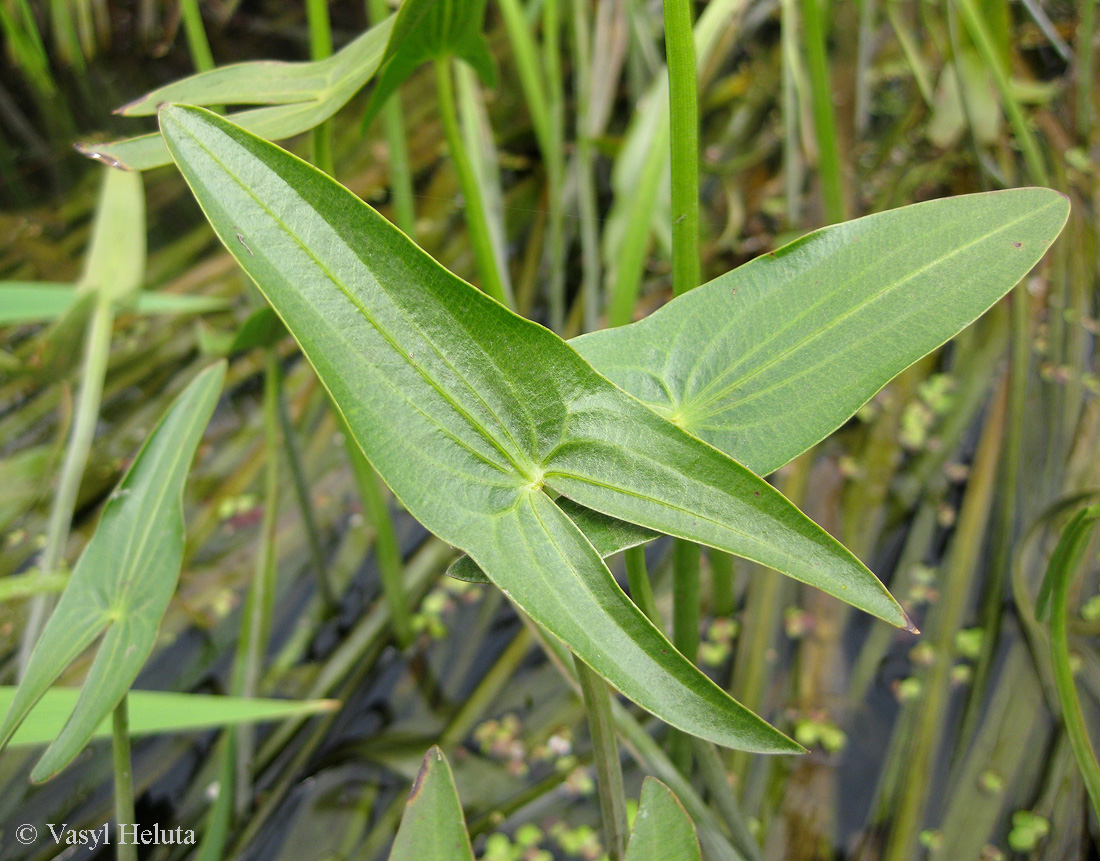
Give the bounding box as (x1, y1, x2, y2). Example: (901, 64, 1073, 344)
(73, 143, 130, 171)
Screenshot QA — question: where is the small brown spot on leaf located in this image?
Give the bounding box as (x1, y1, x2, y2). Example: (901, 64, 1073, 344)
(1012, 241, 1023, 248)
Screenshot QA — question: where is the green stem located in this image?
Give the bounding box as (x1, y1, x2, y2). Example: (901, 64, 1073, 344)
(664, 0, 703, 776)
(180, 0, 214, 72)
(275, 376, 336, 611)
(112, 696, 137, 861)
(670, 538, 701, 772)
(709, 550, 735, 618)
(233, 349, 282, 812)
(1046, 505, 1100, 823)
(338, 413, 413, 647)
(307, 0, 335, 175)
(663, 0, 700, 297)
(799, 0, 846, 222)
(574, 656, 629, 861)
(1078, 0, 1096, 138)
(367, 0, 416, 237)
(433, 58, 513, 308)
(954, 0, 1048, 184)
(624, 545, 660, 626)
(19, 297, 114, 676)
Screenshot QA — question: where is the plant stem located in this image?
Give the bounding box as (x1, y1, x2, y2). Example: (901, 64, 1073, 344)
(663, 0, 700, 297)
(233, 349, 282, 812)
(340, 413, 413, 647)
(663, 0, 703, 775)
(306, 0, 334, 175)
(19, 297, 113, 676)
(670, 538, 701, 772)
(433, 57, 513, 308)
(1046, 505, 1100, 823)
(367, 0, 416, 237)
(574, 656, 628, 861)
(954, 0, 1048, 184)
(275, 372, 335, 611)
(112, 696, 137, 861)
(709, 550, 735, 618)
(799, 0, 846, 222)
(180, 0, 214, 73)
(624, 546, 660, 626)
(1078, 0, 1096, 138)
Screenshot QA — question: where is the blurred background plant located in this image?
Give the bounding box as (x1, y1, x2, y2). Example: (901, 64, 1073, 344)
(0, 0, 1097, 859)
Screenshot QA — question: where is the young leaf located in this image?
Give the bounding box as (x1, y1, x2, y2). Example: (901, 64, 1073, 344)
(361, 0, 496, 129)
(76, 17, 393, 171)
(624, 778, 702, 861)
(574, 188, 1069, 478)
(158, 105, 911, 752)
(0, 688, 337, 747)
(0, 361, 226, 781)
(388, 746, 475, 861)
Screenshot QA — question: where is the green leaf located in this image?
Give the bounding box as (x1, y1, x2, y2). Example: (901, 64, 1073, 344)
(0, 361, 226, 781)
(76, 17, 393, 171)
(624, 778, 702, 861)
(451, 191, 1068, 586)
(77, 168, 145, 304)
(0, 688, 338, 747)
(574, 188, 1069, 479)
(362, 0, 496, 129)
(388, 746, 475, 861)
(157, 104, 907, 752)
(0, 283, 228, 326)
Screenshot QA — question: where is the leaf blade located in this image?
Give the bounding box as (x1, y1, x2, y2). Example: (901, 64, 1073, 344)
(574, 188, 1070, 478)
(157, 103, 891, 750)
(388, 746, 475, 861)
(624, 778, 702, 861)
(0, 362, 226, 779)
(0, 688, 338, 747)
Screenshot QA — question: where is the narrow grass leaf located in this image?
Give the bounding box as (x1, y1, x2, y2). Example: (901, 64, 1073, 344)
(158, 104, 906, 751)
(575, 188, 1069, 478)
(77, 17, 393, 171)
(0, 688, 338, 747)
(0, 283, 228, 325)
(361, 0, 496, 129)
(388, 746, 475, 861)
(624, 777, 702, 861)
(0, 361, 226, 781)
(1037, 503, 1100, 823)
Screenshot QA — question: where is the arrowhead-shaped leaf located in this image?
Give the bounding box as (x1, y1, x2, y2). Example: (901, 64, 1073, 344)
(388, 746, 475, 861)
(76, 17, 393, 171)
(0, 688, 337, 747)
(0, 361, 225, 781)
(362, 0, 496, 129)
(452, 188, 1070, 582)
(624, 778, 702, 861)
(157, 104, 909, 752)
